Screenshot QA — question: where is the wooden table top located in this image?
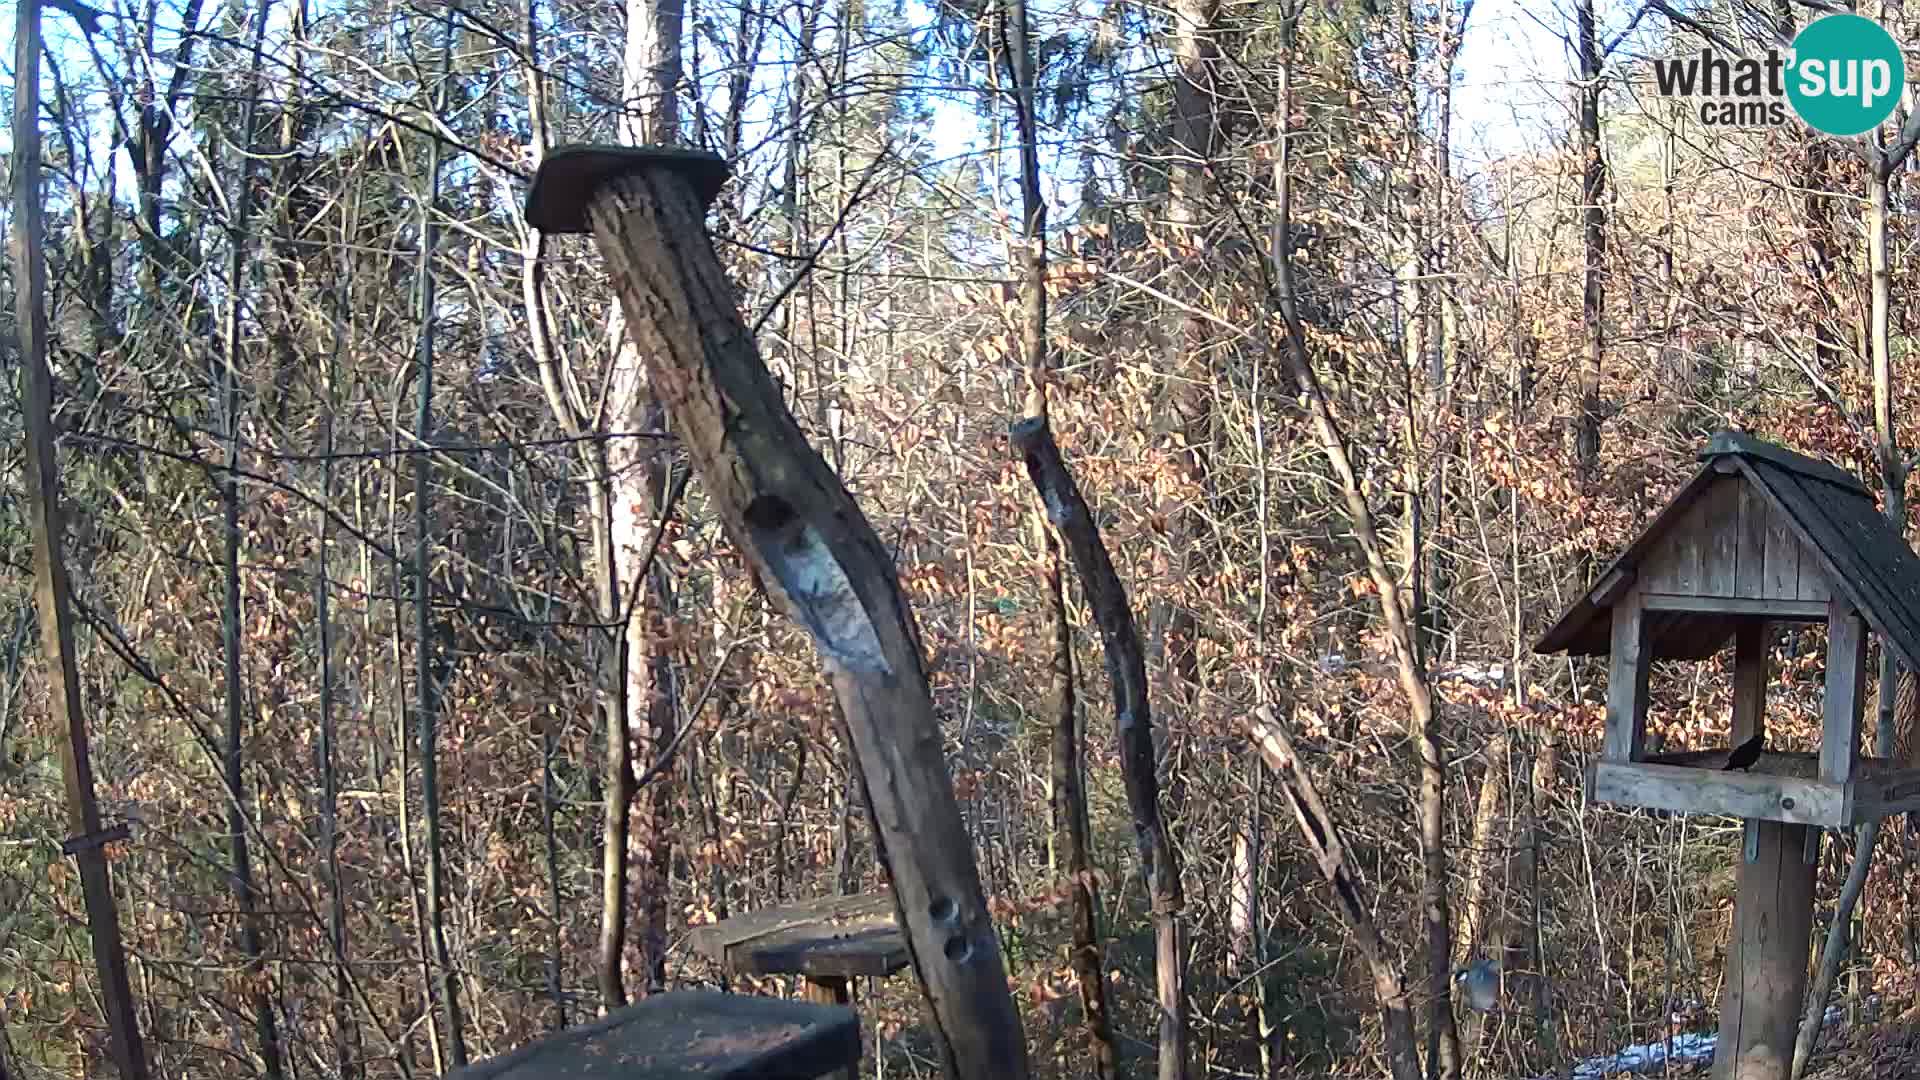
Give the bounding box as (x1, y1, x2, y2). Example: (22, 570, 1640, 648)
(686, 892, 911, 980)
(441, 990, 859, 1079)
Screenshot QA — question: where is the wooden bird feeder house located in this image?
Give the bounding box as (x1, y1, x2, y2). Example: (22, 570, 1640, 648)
(1536, 431, 1920, 1080)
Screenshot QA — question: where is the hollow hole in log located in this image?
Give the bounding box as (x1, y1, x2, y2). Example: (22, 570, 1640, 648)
(943, 934, 972, 963)
(929, 896, 956, 924)
(743, 493, 889, 676)
(744, 494, 796, 532)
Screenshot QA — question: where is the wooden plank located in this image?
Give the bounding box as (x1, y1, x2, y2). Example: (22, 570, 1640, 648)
(1603, 590, 1650, 762)
(444, 990, 860, 1080)
(1732, 619, 1769, 745)
(1590, 567, 1634, 607)
(1640, 595, 1827, 618)
(1700, 478, 1740, 595)
(739, 927, 909, 979)
(1713, 821, 1817, 1080)
(1587, 761, 1850, 827)
(1848, 767, 1920, 820)
(1761, 494, 1803, 602)
(1535, 463, 1721, 655)
(688, 894, 897, 957)
(1646, 497, 1705, 595)
(1736, 479, 1771, 598)
(1823, 598, 1867, 784)
(1674, 499, 1704, 595)
(687, 894, 909, 979)
(1796, 559, 1833, 604)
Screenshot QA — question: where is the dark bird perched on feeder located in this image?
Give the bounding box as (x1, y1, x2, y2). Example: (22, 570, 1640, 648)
(1454, 959, 1499, 1012)
(1724, 732, 1765, 772)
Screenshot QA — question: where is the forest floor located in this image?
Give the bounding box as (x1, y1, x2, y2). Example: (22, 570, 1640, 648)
(1801, 1023, 1920, 1080)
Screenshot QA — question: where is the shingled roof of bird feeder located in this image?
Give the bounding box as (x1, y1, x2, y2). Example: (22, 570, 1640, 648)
(1535, 431, 1920, 670)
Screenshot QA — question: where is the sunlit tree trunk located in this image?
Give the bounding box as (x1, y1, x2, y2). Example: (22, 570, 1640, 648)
(409, 9, 467, 1066)
(1574, 0, 1605, 489)
(217, 3, 285, 1074)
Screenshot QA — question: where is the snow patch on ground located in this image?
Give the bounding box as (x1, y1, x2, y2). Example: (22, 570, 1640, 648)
(1542, 1006, 1849, 1078)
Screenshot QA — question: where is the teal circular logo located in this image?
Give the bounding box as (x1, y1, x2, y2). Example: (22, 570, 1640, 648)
(1787, 15, 1905, 136)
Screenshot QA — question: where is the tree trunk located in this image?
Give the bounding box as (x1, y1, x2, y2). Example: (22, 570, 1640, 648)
(13, 4, 150, 1075)
(1046, 529, 1117, 1078)
(1014, 419, 1185, 1080)
(1002, 2, 1117, 1067)
(411, 12, 466, 1065)
(1270, 14, 1458, 1073)
(219, 4, 284, 1074)
(1574, 0, 1605, 488)
(1245, 709, 1423, 1080)
(585, 0, 692, 1006)
(317, 116, 362, 1080)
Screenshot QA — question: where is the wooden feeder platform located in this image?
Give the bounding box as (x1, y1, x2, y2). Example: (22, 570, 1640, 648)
(1536, 432, 1920, 1080)
(442, 990, 859, 1079)
(1592, 749, 1920, 827)
(687, 892, 910, 1005)
(1538, 432, 1920, 822)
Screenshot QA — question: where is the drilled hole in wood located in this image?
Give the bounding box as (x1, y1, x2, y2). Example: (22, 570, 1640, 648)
(928, 896, 956, 924)
(943, 934, 972, 963)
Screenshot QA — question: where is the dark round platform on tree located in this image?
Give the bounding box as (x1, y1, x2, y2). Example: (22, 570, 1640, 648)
(441, 990, 859, 1079)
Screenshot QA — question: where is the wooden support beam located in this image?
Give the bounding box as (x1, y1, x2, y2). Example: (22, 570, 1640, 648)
(1590, 567, 1634, 607)
(1587, 761, 1849, 827)
(523, 146, 1028, 1079)
(1603, 588, 1650, 762)
(1713, 821, 1817, 1080)
(1731, 619, 1769, 746)
(804, 978, 855, 1080)
(1823, 598, 1867, 785)
(1640, 595, 1827, 619)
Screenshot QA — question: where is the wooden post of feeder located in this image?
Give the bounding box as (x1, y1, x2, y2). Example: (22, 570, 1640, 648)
(1713, 610, 1854, 1080)
(1602, 582, 1648, 763)
(523, 146, 1029, 1079)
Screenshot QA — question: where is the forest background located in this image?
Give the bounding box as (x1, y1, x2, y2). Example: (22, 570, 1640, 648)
(4, 0, 1920, 1077)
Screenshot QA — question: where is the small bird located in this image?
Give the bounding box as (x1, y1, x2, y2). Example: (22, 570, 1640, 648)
(1724, 732, 1765, 772)
(1453, 958, 1499, 1013)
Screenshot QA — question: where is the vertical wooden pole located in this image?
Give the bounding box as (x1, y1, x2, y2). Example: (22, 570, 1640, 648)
(803, 976, 855, 1080)
(1714, 619, 1814, 1080)
(1713, 821, 1817, 1080)
(1731, 619, 1769, 746)
(12, 2, 150, 1077)
(1602, 588, 1648, 762)
(1822, 598, 1866, 784)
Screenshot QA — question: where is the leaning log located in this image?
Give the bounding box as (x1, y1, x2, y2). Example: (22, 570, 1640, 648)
(1011, 415, 1186, 1079)
(524, 145, 1029, 1078)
